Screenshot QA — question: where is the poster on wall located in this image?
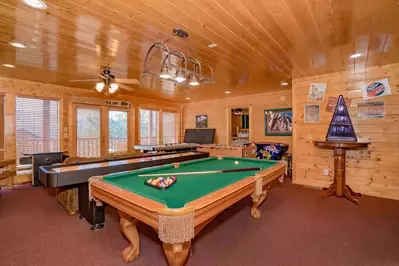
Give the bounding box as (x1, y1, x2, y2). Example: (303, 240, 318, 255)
(264, 108, 293, 136)
(304, 104, 320, 123)
(308, 83, 326, 101)
(357, 101, 385, 118)
(362, 78, 392, 100)
(195, 115, 208, 128)
(326, 96, 352, 112)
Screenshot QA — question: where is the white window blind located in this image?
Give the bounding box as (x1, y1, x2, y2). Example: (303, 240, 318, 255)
(16, 97, 60, 162)
(140, 109, 159, 145)
(162, 112, 178, 144)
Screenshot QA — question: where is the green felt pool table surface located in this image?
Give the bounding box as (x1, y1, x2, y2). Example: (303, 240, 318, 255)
(103, 157, 278, 208)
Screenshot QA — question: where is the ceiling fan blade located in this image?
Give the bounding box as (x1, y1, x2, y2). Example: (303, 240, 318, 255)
(68, 79, 98, 83)
(115, 78, 139, 84)
(119, 84, 134, 91)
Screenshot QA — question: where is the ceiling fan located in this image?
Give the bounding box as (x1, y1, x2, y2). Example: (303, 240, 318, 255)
(68, 67, 139, 94)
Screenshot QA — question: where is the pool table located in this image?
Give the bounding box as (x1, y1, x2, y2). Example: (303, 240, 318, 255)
(90, 157, 286, 265)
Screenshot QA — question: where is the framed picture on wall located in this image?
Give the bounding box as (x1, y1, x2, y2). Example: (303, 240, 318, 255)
(304, 104, 320, 123)
(195, 115, 208, 128)
(264, 108, 293, 136)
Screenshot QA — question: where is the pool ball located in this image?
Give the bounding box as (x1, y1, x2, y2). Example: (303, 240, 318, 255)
(234, 161, 239, 165)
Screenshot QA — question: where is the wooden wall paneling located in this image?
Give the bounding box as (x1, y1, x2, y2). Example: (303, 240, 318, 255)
(0, 95, 4, 160)
(248, 106, 253, 143)
(180, 106, 184, 143)
(69, 100, 75, 156)
(292, 63, 399, 200)
(4, 93, 16, 188)
(226, 108, 232, 144)
(183, 91, 292, 150)
(100, 106, 109, 157)
(127, 107, 135, 151)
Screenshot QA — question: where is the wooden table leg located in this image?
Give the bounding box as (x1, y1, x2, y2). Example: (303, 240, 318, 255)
(345, 185, 361, 197)
(118, 211, 140, 263)
(319, 147, 361, 204)
(319, 183, 337, 197)
(250, 182, 272, 219)
(343, 186, 359, 205)
(163, 242, 191, 266)
(333, 147, 346, 196)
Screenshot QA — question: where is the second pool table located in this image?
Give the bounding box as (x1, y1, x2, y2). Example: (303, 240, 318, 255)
(90, 156, 286, 265)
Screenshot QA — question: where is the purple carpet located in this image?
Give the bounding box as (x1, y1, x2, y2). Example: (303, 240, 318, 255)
(1, 183, 399, 266)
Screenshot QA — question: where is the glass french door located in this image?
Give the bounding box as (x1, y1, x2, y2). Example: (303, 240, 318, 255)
(108, 110, 128, 152)
(162, 112, 178, 144)
(139, 108, 159, 145)
(76, 107, 101, 157)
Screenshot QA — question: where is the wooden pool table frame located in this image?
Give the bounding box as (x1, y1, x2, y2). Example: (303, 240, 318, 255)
(90, 158, 286, 266)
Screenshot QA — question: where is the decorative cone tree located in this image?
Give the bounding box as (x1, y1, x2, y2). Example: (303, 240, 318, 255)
(326, 95, 357, 142)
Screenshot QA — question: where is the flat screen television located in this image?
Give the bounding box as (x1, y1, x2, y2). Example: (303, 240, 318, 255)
(184, 129, 215, 144)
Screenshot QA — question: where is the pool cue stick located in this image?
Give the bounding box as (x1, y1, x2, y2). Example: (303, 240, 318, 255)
(138, 167, 261, 177)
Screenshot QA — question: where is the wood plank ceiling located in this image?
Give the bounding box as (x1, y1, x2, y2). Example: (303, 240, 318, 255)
(0, 0, 398, 102)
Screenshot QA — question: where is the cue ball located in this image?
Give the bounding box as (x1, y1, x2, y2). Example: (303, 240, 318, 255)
(234, 161, 239, 165)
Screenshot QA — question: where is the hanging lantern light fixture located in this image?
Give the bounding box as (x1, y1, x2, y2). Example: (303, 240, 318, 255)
(143, 28, 215, 88)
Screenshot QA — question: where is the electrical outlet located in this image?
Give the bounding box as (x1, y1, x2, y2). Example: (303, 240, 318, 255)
(323, 169, 329, 175)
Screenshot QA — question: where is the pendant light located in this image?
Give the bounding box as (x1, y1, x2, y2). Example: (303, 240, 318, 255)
(175, 70, 186, 83)
(109, 83, 119, 94)
(95, 82, 105, 92)
(189, 75, 200, 86)
(159, 66, 171, 79)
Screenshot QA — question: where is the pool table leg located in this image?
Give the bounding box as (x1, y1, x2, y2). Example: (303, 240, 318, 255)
(162, 241, 191, 266)
(119, 211, 140, 263)
(251, 182, 272, 219)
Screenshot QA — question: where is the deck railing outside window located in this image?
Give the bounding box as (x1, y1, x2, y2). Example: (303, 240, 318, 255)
(77, 137, 127, 157)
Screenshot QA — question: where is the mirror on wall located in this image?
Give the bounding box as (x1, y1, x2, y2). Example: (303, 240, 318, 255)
(231, 108, 250, 145)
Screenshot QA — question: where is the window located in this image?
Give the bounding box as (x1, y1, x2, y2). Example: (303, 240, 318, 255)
(163, 112, 178, 144)
(140, 109, 159, 145)
(77, 107, 101, 157)
(16, 97, 59, 163)
(109, 110, 128, 152)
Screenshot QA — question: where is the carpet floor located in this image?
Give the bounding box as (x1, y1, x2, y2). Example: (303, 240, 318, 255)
(1, 183, 399, 266)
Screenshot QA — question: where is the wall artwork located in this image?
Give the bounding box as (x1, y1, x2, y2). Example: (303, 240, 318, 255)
(357, 101, 385, 118)
(304, 104, 320, 123)
(308, 83, 326, 101)
(362, 78, 392, 100)
(326, 96, 352, 112)
(264, 108, 293, 136)
(195, 115, 208, 128)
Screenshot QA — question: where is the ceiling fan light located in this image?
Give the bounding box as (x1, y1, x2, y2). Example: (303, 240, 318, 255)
(110, 83, 119, 90)
(175, 71, 186, 83)
(189, 76, 200, 86)
(95, 82, 105, 92)
(109, 83, 119, 94)
(159, 66, 171, 79)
